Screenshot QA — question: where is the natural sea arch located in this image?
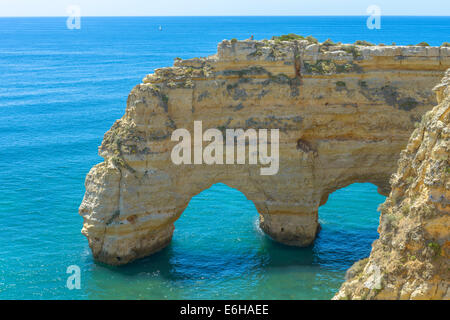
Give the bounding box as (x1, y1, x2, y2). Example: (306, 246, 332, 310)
(79, 98, 425, 267)
(79, 40, 449, 265)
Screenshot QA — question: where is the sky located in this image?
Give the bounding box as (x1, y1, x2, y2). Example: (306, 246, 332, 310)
(0, 0, 449, 17)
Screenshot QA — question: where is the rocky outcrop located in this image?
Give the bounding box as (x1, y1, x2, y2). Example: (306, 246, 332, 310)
(79, 38, 450, 265)
(334, 70, 450, 300)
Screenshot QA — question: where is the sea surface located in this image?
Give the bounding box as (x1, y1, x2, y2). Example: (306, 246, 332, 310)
(0, 16, 449, 300)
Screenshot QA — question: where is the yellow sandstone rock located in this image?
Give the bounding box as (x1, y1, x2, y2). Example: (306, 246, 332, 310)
(79, 39, 450, 266)
(334, 69, 450, 300)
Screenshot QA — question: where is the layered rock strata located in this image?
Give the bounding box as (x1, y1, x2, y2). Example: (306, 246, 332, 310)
(334, 69, 450, 300)
(79, 39, 450, 265)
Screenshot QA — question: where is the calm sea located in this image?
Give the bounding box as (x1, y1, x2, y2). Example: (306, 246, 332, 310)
(0, 16, 448, 299)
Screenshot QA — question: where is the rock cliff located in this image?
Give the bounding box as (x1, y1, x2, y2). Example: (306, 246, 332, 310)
(79, 38, 450, 265)
(334, 69, 450, 300)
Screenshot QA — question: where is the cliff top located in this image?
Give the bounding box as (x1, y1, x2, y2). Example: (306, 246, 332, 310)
(143, 36, 450, 85)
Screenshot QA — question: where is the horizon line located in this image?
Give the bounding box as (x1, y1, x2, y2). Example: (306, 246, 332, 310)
(1, 14, 449, 18)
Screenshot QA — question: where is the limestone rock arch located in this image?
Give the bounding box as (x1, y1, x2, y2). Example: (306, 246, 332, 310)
(79, 39, 450, 265)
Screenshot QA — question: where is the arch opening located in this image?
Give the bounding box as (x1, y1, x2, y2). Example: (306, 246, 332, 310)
(174, 182, 261, 259)
(94, 182, 387, 299)
(316, 182, 386, 270)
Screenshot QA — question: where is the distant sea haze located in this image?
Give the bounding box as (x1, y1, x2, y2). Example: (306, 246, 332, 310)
(0, 16, 448, 299)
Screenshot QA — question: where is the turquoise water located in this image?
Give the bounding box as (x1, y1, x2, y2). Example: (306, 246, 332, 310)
(0, 16, 448, 300)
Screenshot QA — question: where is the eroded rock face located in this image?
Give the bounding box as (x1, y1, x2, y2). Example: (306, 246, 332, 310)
(79, 39, 450, 265)
(334, 69, 450, 300)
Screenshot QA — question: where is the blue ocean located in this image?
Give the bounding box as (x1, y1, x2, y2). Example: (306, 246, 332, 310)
(0, 16, 449, 300)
